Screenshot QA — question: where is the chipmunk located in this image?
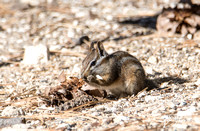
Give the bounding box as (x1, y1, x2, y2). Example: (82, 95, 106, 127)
(81, 41, 154, 98)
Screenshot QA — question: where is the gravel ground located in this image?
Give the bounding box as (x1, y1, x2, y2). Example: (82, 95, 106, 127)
(0, 0, 199, 130)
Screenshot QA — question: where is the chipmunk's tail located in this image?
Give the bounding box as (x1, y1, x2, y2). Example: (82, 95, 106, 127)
(145, 79, 159, 91)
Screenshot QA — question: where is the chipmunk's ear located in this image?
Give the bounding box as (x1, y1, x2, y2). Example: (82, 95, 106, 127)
(96, 41, 108, 57)
(90, 41, 95, 50)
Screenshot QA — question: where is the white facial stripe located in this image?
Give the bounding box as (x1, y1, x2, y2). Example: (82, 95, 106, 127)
(96, 75, 103, 80)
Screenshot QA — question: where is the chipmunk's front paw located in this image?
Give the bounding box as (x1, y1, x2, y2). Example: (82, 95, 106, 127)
(87, 75, 94, 82)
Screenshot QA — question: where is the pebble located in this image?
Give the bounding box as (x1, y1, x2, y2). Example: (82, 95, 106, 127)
(56, 123, 73, 130)
(102, 118, 114, 125)
(20, 0, 40, 6)
(161, 115, 170, 120)
(136, 91, 146, 98)
(1, 106, 25, 117)
(147, 56, 158, 64)
(145, 67, 154, 75)
(0, 118, 25, 128)
(172, 124, 188, 130)
(67, 28, 75, 38)
(168, 102, 176, 109)
(194, 116, 200, 124)
(72, 64, 81, 74)
(22, 44, 49, 65)
(195, 78, 200, 86)
(187, 34, 192, 39)
(144, 95, 159, 102)
(177, 106, 196, 116)
(180, 101, 187, 106)
(114, 116, 129, 123)
(192, 94, 200, 99)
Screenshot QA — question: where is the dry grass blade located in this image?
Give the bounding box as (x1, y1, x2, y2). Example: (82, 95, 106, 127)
(23, 110, 100, 122)
(68, 98, 114, 111)
(50, 50, 86, 57)
(0, 96, 42, 107)
(0, 3, 14, 15)
(129, 87, 148, 101)
(130, 32, 181, 41)
(0, 83, 17, 87)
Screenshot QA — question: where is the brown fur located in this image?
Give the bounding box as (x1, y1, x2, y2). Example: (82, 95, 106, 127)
(81, 41, 146, 98)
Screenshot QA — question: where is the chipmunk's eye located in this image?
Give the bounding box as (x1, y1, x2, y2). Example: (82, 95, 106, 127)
(90, 60, 96, 66)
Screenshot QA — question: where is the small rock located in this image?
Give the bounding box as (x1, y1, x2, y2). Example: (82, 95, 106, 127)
(192, 94, 200, 99)
(110, 107, 117, 112)
(147, 56, 158, 64)
(20, 0, 40, 6)
(186, 34, 192, 39)
(145, 95, 159, 102)
(180, 101, 187, 106)
(145, 67, 154, 75)
(0, 118, 26, 128)
(172, 124, 188, 130)
(106, 15, 113, 21)
(72, 64, 80, 74)
(67, 28, 75, 38)
(160, 82, 168, 88)
(49, 45, 62, 51)
(194, 116, 200, 124)
(151, 122, 159, 128)
(161, 115, 170, 119)
(75, 10, 89, 18)
(168, 102, 177, 110)
(177, 106, 196, 116)
(195, 78, 200, 86)
(1, 106, 25, 117)
(95, 105, 106, 112)
(136, 91, 146, 98)
(56, 123, 72, 130)
(102, 118, 114, 125)
(23, 44, 49, 65)
(114, 115, 129, 123)
(8, 123, 31, 129)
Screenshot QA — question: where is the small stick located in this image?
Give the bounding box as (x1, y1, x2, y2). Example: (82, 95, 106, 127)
(50, 50, 86, 57)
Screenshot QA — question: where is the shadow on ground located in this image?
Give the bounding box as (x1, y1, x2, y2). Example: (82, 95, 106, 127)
(155, 76, 188, 85)
(147, 75, 188, 91)
(0, 62, 10, 67)
(98, 14, 159, 43)
(118, 14, 159, 29)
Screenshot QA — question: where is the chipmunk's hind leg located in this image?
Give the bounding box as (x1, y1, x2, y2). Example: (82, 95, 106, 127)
(125, 68, 146, 96)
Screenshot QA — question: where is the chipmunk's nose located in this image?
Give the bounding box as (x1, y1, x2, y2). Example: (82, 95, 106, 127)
(83, 76, 87, 81)
(81, 74, 87, 81)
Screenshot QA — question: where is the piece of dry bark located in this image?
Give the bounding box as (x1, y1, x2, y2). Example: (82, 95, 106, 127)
(45, 72, 105, 110)
(157, 1, 200, 35)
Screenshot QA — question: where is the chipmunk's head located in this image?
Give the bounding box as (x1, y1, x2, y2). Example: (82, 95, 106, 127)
(81, 41, 108, 85)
